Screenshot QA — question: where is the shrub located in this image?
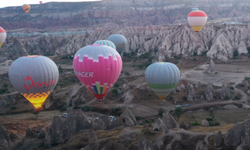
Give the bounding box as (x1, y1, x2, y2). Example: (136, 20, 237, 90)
(60, 101, 67, 111)
(10, 106, 17, 110)
(230, 87, 234, 90)
(182, 96, 187, 100)
(233, 50, 239, 57)
(82, 100, 86, 104)
(125, 72, 130, 75)
(233, 94, 241, 100)
(158, 108, 166, 117)
(3, 84, 8, 88)
(193, 58, 197, 61)
(193, 52, 197, 56)
(114, 83, 119, 88)
(247, 47, 250, 54)
(135, 115, 141, 120)
(112, 89, 118, 95)
(175, 107, 183, 119)
(81, 105, 92, 112)
(192, 121, 200, 126)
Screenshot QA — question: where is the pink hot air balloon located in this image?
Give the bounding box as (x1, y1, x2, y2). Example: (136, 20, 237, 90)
(39, 1, 43, 4)
(73, 44, 122, 103)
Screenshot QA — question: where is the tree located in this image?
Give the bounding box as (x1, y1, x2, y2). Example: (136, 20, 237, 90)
(175, 107, 183, 119)
(58, 66, 63, 74)
(112, 89, 118, 95)
(158, 108, 166, 118)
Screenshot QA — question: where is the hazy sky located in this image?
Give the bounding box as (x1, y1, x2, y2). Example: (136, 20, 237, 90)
(0, 0, 101, 8)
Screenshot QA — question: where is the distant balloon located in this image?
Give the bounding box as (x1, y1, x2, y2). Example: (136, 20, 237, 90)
(73, 44, 122, 103)
(22, 4, 31, 13)
(188, 10, 207, 33)
(192, 8, 199, 11)
(93, 40, 116, 50)
(107, 34, 127, 54)
(145, 62, 180, 101)
(39, 1, 43, 4)
(0, 27, 6, 48)
(9, 55, 59, 110)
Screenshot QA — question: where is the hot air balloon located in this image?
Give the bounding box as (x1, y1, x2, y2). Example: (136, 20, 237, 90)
(107, 34, 127, 55)
(73, 44, 122, 103)
(192, 8, 199, 11)
(39, 1, 43, 4)
(187, 10, 207, 33)
(145, 62, 180, 102)
(93, 40, 116, 50)
(22, 4, 31, 13)
(9, 55, 59, 110)
(0, 27, 6, 48)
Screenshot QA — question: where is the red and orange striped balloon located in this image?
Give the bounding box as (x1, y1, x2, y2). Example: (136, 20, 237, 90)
(187, 10, 207, 33)
(22, 4, 31, 13)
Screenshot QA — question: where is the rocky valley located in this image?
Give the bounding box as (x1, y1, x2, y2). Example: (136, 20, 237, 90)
(1, 0, 250, 150)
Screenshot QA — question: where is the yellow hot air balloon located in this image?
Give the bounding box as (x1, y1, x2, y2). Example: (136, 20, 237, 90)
(22, 4, 31, 13)
(0, 27, 6, 48)
(187, 10, 207, 33)
(9, 55, 59, 110)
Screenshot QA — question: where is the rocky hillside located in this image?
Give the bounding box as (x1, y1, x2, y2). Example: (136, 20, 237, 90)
(0, 0, 250, 30)
(1, 24, 250, 61)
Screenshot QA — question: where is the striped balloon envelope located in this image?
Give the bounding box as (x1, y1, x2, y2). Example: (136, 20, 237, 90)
(73, 44, 122, 103)
(22, 4, 31, 13)
(0, 27, 6, 48)
(145, 62, 180, 101)
(93, 40, 116, 50)
(187, 10, 207, 33)
(9, 55, 59, 110)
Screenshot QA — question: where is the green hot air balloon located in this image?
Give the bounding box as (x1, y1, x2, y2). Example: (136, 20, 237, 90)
(93, 40, 116, 50)
(145, 62, 180, 101)
(9, 55, 59, 110)
(107, 34, 127, 54)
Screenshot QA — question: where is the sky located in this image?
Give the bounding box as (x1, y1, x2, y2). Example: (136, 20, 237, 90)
(0, 0, 101, 8)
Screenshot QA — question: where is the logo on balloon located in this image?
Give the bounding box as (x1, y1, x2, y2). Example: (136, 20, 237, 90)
(23, 75, 57, 90)
(74, 71, 94, 77)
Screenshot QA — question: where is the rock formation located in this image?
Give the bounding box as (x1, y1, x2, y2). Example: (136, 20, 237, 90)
(214, 131, 223, 147)
(204, 83, 214, 101)
(187, 83, 195, 101)
(0, 123, 10, 150)
(162, 112, 178, 129)
(201, 119, 209, 127)
(82, 130, 99, 150)
(152, 118, 168, 134)
(217, 83, 231, 99)
(120, 107, 137, 126)
(206, 59, 215, 74)
(138, 137, 154, 150)
(44, 109, 92, 147)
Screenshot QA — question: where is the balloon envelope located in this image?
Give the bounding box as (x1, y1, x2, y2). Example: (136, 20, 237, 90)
(22, 4, 31, 13)
(188, 10, 207, 33)
(145, 62, 180, 100)
(107, 34, 127, 54)
(9, 55, 59, 109)
(93, 40, 116, 50)
(0, 27, 6, 48)
(73, 44, 122, 103)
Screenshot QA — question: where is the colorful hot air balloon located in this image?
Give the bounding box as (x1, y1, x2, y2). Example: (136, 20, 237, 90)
(188, 10, 207, 33)
(9, 55, 59, 110)
(0, 27, 6, 48)
(93, 40, 116, 50)
(192, 8, 199, 11)
(145, 62, 180, 102)
(22, 4, 31, 13)
(73, 44, 122, 103)
(39, 1, 43, 4)
(107, 34, 127, 54)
